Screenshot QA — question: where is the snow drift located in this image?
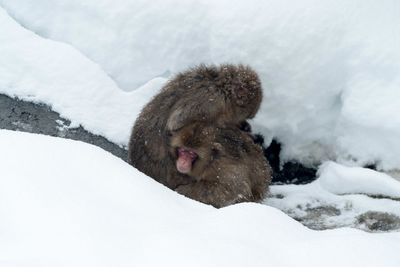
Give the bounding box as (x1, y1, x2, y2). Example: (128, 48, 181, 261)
(1, 130, 400, 267)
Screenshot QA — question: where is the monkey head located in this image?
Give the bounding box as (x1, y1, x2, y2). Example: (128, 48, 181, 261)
(169, 123, 219, 179)
(168, 122, 260, 180)
(168, 122, 271, 207)
(166, 64, 263, 132)
(216, 64, 263, 120)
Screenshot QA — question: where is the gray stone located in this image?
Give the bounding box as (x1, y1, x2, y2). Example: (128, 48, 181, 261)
(0, 94, 128, 161)
(357, 211, 400, 232)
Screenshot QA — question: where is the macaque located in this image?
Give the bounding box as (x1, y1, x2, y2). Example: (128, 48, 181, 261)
(169, 122, 271, 208)
(129, 64, 263, 187)
(128, 64, 268, 207)
(165, 64, 263, 131)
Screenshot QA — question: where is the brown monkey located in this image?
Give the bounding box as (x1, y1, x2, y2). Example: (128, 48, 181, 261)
(129, 64, 263, 188)
(166, 64, 263, 131)
(169, 122, 271, 208)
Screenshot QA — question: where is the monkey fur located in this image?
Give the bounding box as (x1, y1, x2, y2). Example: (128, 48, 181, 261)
(128, 64, 268, 207)
(170, 122, 271, 208)
(166, 64, 263, 131)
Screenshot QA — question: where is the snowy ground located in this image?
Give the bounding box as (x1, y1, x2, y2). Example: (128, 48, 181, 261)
(1, 130, 400, 267)
(267, 162, 400, 231)
(1, 1, 400, 265)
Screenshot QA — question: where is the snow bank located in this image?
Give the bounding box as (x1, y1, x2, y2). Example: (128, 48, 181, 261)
(1, 130, 400, 266)
(0, 7, 166, 145)
(1, 1, 399, 170)
(319, 161, 400, 199)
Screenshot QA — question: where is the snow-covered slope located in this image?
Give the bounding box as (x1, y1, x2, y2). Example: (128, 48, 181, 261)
(0, 7, 166, 145)
(0, 1, 399, 170)
(1, 130, 400, 267)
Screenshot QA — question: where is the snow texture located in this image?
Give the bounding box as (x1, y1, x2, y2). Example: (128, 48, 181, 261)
(1, 130, 400, 267)
(0, 6, 166, 145)
(0, 1, 399, 170)
(319, 162, 400, 199)
(267, 162, 400, 231)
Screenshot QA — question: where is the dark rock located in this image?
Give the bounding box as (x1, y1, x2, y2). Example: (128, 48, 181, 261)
(357, 211, 400, 232)
(296, 206, 342, 230)
(253, 135, 317, 184)
(0, 94, 128, 161)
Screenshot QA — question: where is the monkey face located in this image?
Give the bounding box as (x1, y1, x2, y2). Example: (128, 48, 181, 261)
(176, 147, 198, 174)
(168, 123, 218, 180)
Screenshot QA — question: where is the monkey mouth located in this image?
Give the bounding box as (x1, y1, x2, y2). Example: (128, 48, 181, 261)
(176, 147, 198, 174)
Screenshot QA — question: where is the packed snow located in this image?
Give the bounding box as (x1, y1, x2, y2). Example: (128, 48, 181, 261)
(1, 130, 400, 267)
(1, 0, 400, 170)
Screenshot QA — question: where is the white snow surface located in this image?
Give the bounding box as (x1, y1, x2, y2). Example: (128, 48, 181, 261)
(0, 1, 399, 170)
(0, 7, 166, 145)
(1, 130, 400, 267)
(319, 161, 400, 199)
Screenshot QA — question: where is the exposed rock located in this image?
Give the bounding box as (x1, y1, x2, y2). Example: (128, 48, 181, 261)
(0, 94, 127, 161)
(357, 211, 400, 232)
(298, 206, 342, 230)
(253, 135, 318, 184)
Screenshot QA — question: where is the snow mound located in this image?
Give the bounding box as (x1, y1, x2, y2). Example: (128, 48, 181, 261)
(0, 7, 167, 145)
(319, 161, 400, 199)
(1, 130, 400, 266)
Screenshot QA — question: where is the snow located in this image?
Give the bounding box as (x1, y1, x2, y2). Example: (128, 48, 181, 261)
(0, 1, 399, 170)
(1, 130, 400, 267)
(0, 7, 166, 145)
(0, 2, 399, 264)
(267, 162, 400, 231)
(318, 161, 400, 199)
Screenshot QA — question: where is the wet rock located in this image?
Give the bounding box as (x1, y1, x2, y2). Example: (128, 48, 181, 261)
(0, 94, 128, 161)
(293, 206, 342, 230)
(254, 135, 318, 184)
(357, 211, 400, 232)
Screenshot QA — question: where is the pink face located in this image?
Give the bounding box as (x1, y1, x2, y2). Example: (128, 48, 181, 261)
(176, 148, 198, 174)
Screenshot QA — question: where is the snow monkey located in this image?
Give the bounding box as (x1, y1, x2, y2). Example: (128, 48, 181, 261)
(128, 64, 266, 207)
(165, 64, 263, 132)
(169, 122, 271, 208)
